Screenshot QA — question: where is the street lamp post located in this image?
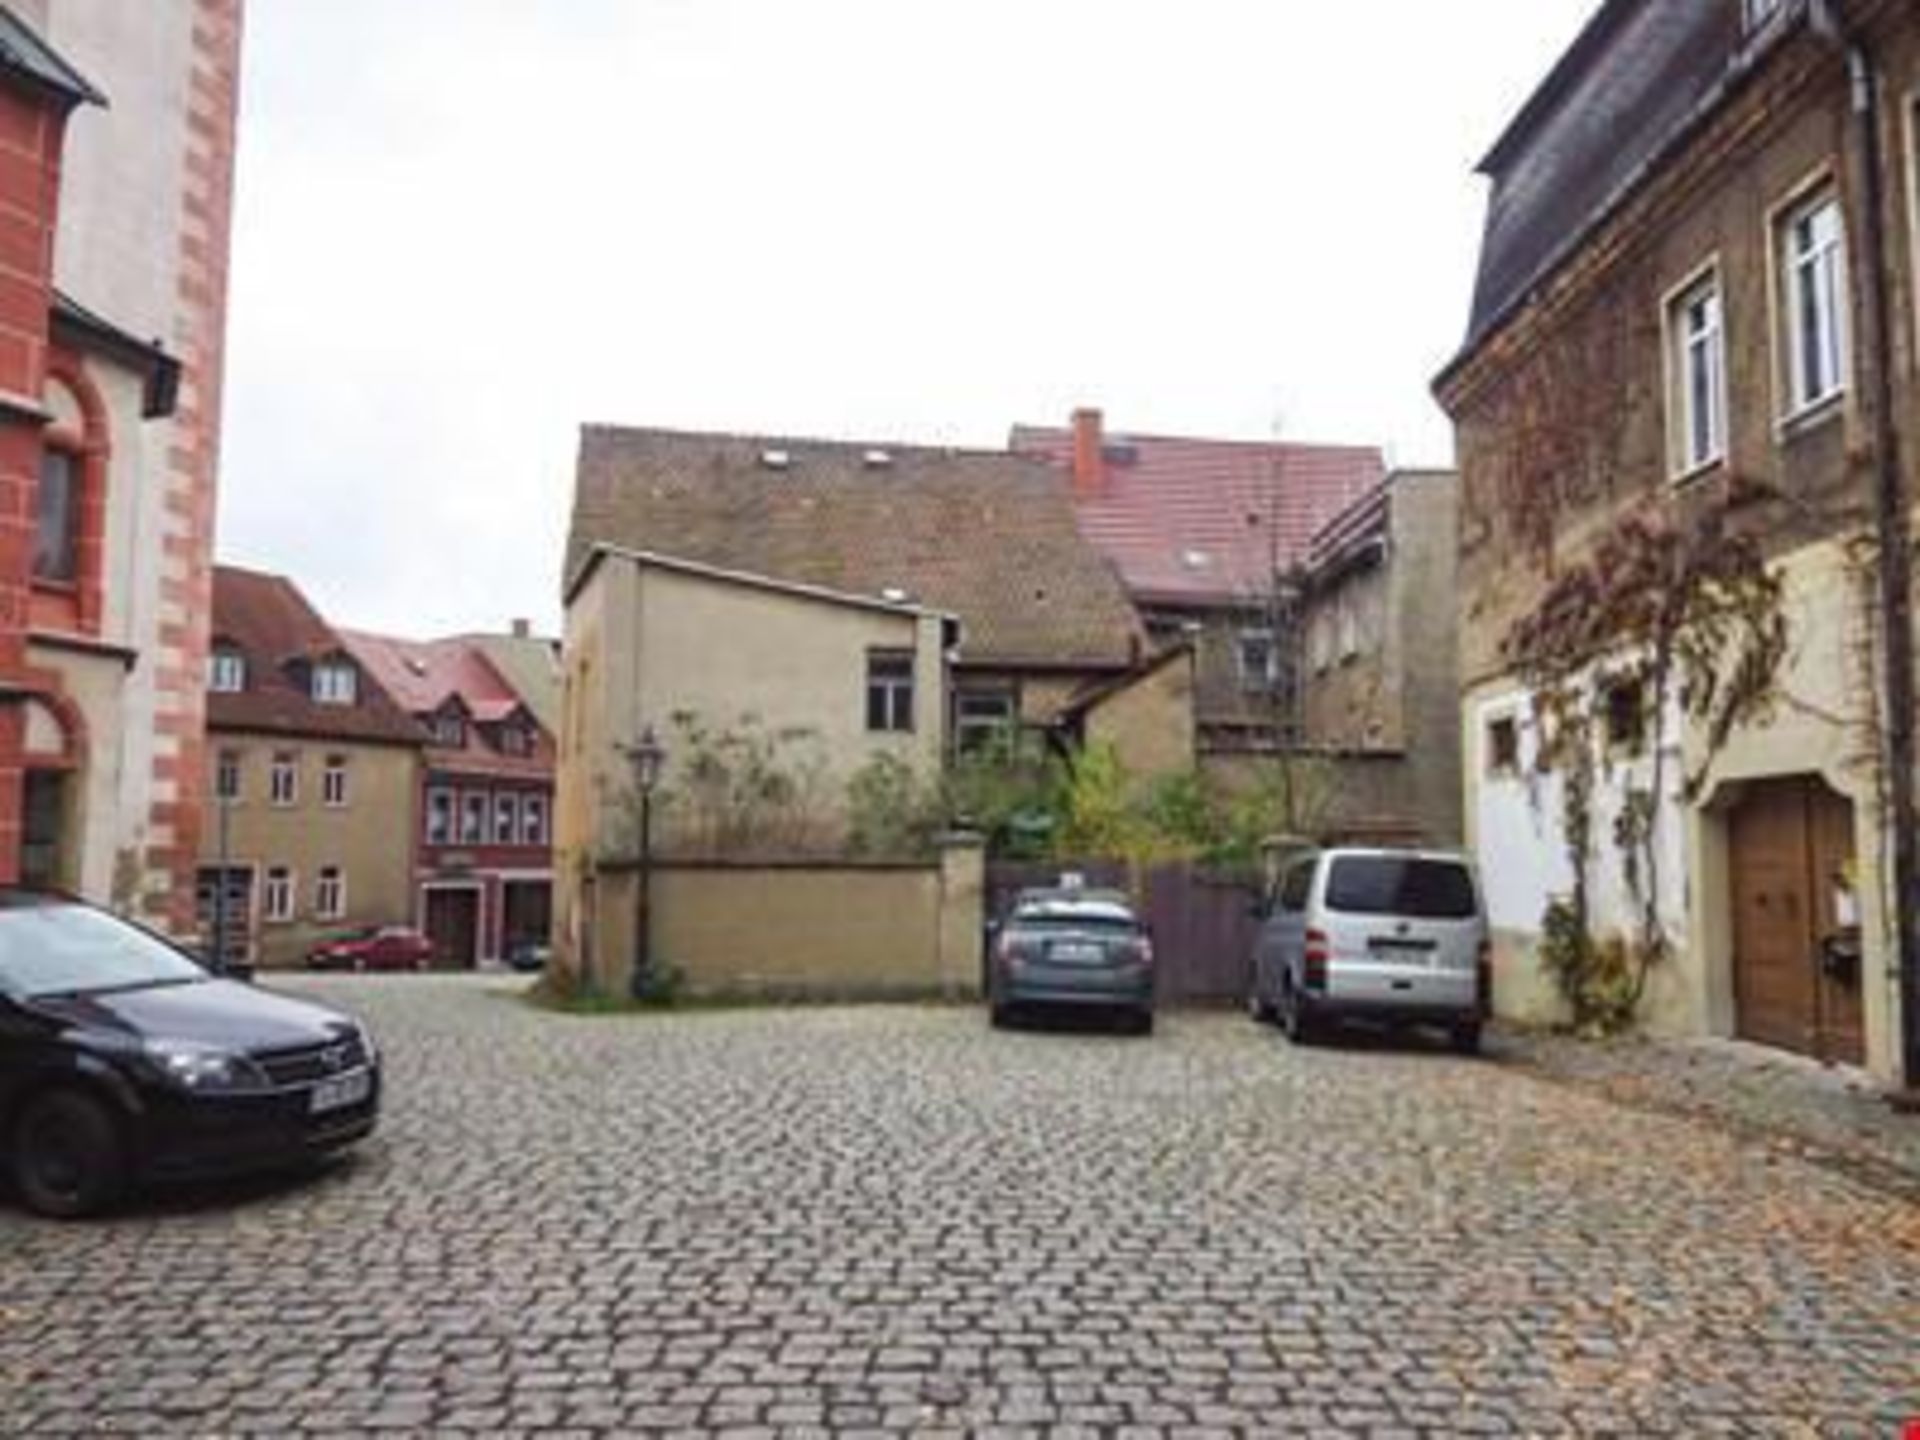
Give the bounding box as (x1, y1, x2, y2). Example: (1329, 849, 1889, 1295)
(212, 785, 233, 975)
(624, 725, 666, 1000)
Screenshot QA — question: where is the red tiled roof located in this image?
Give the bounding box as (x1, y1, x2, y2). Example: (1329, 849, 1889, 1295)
(208, 567, 423, 746)
(339, 629, 553, 778)
(1010, 424, 1386, 606)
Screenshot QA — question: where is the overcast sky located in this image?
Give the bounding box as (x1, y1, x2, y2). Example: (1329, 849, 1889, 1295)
(218, 0, 1597, 639)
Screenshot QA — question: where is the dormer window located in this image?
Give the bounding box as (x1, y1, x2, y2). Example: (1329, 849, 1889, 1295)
(496, 722, 531, 757)
(209, 647, 247, 694)
(432, 710, 467, 748)
(312, 660, 357, 706)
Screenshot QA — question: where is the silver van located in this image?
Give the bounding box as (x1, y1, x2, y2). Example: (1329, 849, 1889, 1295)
(1249, 848, 1490, 1052)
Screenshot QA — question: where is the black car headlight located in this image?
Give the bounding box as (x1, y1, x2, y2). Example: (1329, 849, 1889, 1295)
(142, 1039, 271, 1093)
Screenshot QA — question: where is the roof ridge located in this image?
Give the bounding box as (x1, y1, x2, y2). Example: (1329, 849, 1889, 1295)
(1012, 423, 1387, 457)
(581, 420, 1040, 466)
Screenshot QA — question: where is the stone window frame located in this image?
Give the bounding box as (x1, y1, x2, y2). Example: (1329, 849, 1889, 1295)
(215, 748, 244, 804)
(1661, 256, 1728, 483)
(1766, 169, 1850, 429)
(321, 754, 349, 808)
(1484, 710, 1522, 779)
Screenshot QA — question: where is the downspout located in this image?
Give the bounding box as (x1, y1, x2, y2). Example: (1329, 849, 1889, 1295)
(1820, 0, 1920, 1092)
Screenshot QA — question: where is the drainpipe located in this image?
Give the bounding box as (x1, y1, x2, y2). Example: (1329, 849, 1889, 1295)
(1822, 3, 1920, 1092)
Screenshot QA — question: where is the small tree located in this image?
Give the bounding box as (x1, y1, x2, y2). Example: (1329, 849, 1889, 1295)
(1502, 489, 1790, 1029)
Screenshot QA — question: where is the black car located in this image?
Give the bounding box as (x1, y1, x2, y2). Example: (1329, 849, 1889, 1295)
(988, 886, 1157, 1034)
(0, 891, 381, 1218)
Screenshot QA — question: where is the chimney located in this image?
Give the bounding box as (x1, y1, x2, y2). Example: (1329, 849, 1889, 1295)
(511, 618, 531, 639)
(1071, 407, 1105, 499)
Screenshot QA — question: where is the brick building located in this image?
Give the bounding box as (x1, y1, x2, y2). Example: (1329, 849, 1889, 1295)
(0, 2, 242, 933)
(343, 629, 555, 968)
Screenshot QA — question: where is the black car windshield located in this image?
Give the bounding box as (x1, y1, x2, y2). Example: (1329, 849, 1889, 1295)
(0, 899, 207, 999)
(1324, 857, 1478, 920)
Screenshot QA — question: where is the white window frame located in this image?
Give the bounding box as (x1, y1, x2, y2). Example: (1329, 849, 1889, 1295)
(269, 752, 299, 807)
(426, 786, 455, 845)
(209, 649, 247, 694)
(1665, 264, 1727, 479)
(264, 866, 296, 924)
(322, 755, 349, 808)
(459, 791, 489, 845)
(1778, 186, 1848, 419)
(520, 794, 549, 847)
(311, 660, 358, 707)
(493, 791, 520, 845)
(314, 866, 346, 921)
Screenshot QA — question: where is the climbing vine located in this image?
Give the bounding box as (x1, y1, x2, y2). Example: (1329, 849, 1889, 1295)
(1502, 484, 1790, 1032)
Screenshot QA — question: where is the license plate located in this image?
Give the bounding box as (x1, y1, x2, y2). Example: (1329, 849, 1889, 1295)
(309, 1069, 371, 1114)
(1050, 941, 1105, 963)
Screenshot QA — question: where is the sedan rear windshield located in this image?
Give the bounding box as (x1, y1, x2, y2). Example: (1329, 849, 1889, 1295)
(1323, 857, 1477, 920)
(1010, 903, 1139, 932)
(0, 901, 207, 999)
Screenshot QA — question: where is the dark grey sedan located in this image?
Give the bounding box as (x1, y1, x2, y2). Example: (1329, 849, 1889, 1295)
(987, 888, 1156, 1034)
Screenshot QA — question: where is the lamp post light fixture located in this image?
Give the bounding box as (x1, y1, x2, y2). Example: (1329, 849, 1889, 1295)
(624, 724, 667, 1000)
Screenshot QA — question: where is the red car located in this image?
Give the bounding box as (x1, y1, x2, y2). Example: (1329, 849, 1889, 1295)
(307, 926, 435, 973)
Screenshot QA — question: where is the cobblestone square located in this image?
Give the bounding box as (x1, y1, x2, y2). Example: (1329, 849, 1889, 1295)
(2, 975, 1916, 1436)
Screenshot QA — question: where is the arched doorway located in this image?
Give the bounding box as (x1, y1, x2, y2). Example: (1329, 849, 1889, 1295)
(1727, 775, 1864, 1066)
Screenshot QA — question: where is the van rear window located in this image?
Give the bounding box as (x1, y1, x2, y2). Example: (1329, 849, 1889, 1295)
(1324, 857, 1477, 920)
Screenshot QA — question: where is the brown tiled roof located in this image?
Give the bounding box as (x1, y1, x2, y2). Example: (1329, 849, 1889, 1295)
(208, 567, 423, 746)
(569, 426, 1143, 670)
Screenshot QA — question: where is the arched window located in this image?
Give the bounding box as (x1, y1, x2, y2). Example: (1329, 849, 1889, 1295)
(36, 363, 110, 634)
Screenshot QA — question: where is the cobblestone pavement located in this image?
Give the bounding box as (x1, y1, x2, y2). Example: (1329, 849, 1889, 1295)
(1489, 1026, 1920, 1201)
(2, 975, 1917, 1437)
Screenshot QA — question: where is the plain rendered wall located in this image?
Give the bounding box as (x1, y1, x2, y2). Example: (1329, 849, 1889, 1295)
(1084, 652, 1196, 777)
(587, 842, 984, 999)
(199, 735, 421, 968)
(1462, 538, 1902, 1081)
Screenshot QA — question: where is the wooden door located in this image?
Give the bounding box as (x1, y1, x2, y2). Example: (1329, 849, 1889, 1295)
(424, 889, 479, 970)
(1729, 777, 1863, 1065)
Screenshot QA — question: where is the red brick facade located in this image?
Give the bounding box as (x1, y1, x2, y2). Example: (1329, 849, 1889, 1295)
(0, 79, 73, 885)
(144, 0, 243, 930)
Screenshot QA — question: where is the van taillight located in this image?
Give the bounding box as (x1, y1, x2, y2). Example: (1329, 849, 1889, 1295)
(1477, 939, 1493, 1016)
(1303, 928, 1330, 991)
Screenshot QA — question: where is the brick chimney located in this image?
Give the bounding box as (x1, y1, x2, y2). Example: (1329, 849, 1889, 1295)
(1071, 407, 1105, 499)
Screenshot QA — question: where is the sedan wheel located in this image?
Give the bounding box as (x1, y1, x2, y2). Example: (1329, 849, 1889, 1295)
(1281, 985, 1316, 1047)
(13, 1089, 125, 1219)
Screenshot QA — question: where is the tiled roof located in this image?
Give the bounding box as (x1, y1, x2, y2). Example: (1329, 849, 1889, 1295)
(1010, 424, 1385, 605)
(340, 629, 554, 779)
(569, 425, 1143, 670)
(208, 567, 422, 746)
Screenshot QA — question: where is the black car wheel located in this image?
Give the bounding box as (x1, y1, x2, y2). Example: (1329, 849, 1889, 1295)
(12, 1088, 126, 1219)
(1450, 1021, 1482, 1056)
(1281, 984, 1317, 1047)
(1129, 1010, 1155, 1037)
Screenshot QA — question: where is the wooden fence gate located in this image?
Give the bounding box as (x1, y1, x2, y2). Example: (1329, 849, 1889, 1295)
(985, 860, 1262, 1005)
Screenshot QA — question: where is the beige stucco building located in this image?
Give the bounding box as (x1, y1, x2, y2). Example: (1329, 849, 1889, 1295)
(555, 546, 956, 991)
(199, 567, 423, 969)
